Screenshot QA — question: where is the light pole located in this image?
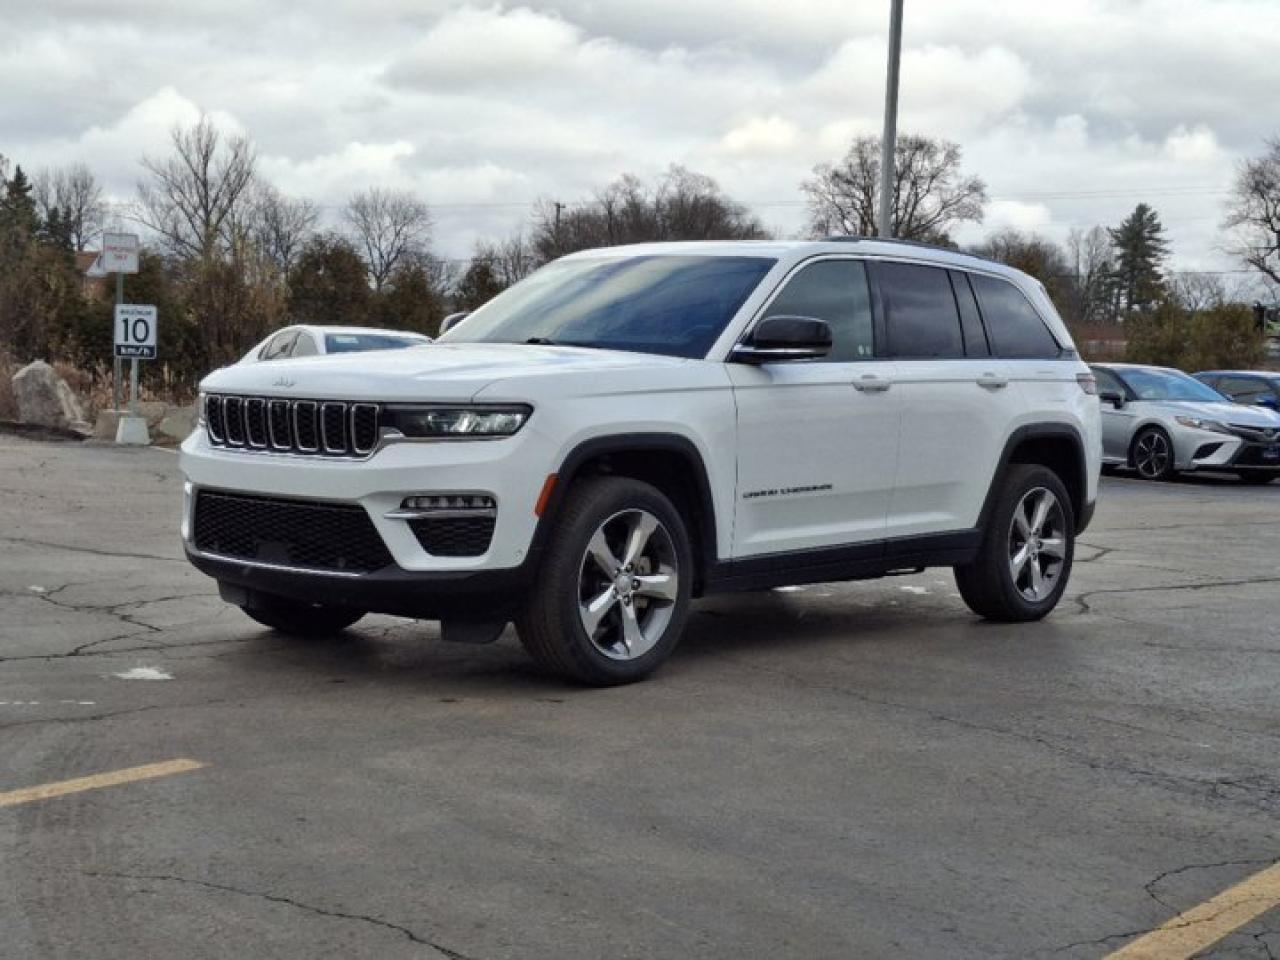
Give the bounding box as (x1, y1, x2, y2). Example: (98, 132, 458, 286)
(878, 0, 904, 238)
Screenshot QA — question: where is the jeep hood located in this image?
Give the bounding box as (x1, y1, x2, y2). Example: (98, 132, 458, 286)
(200, 343, 687, 402)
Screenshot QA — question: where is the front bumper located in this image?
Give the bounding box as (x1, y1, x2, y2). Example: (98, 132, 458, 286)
(1176, 428, 1280, 474)
(187, 546, 535, 620)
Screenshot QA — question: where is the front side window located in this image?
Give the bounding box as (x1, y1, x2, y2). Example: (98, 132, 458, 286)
(763, 259, 874, 361)
(970, 275, 1061, 359)
(440, 255, 776, 359)
(876, 261, 965, 359)
(1092, 367, 1127, 397)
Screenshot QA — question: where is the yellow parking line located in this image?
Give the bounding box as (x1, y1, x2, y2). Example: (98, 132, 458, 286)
(1106, 861, 1280, 959)
(0, 759, 206, 808)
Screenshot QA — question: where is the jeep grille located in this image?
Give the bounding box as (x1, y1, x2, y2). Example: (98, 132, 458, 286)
(205, 394, 380, 457)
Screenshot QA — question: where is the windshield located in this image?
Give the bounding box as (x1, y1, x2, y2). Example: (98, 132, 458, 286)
(1120, 368, 1228, 403)
(440, 255, 776, 359)
(324, 333, 426, 353)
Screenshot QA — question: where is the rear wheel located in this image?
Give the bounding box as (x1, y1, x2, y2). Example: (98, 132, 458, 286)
(955, 464, 1075, 622)
(1131, 427, 1176, 481)
(240, 594, 365, 635)
(516, 476, 692, 685)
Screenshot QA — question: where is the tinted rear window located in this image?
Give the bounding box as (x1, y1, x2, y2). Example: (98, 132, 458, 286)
(970, 275, 1061, 359)
(876, 261, 965, 358)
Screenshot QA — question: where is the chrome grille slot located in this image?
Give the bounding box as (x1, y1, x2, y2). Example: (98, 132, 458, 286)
(268, 400, 292, 450)
(351, 404, 379, 454)
(321, 402, 348, 453)
(223, 397, 246, 446)
(294, 401, 319, 452)
(202, 394, 382, 458)
(245, 398, 269, 448)
(205, 396, 225, 443)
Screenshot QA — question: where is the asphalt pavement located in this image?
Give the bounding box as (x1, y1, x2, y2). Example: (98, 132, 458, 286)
(2, 437, 1279, 959)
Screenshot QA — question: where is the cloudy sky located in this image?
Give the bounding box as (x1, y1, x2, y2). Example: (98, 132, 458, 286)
(4, 0, 1276, 273)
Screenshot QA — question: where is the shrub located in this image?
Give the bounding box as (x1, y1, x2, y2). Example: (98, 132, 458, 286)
(1125, 301, 1266, 371)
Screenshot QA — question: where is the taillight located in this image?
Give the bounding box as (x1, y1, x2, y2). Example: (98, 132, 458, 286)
(1076, 372, 1098, 395)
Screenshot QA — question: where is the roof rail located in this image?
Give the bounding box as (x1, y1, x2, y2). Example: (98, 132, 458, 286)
(822, 235, 1006, 268)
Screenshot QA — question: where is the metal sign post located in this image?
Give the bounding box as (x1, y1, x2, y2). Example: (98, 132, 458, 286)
(114, 304, 158, 415)
(102, 233, 140, 411)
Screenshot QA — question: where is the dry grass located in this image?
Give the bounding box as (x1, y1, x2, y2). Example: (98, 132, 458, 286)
(4, 353, 195, 424)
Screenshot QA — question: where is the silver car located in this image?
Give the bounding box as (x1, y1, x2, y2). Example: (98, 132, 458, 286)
(1091, 363, 1280, 484)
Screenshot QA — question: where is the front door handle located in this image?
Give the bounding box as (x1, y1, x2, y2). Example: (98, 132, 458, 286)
(854, 375, 891, 392)
(977, 373, 1009, 389)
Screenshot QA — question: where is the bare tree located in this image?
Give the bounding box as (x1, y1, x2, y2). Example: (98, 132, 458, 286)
(1065, 226, 1118, 325)
(343, 187, 433, 291)
(33, 163, 105, 250)
(136, 116, 257, 261)
(533, 165, 767, 261)
(250, 184, 319, 275)
(1224, 136, 1280, 290)
(802, 134, 987, 244)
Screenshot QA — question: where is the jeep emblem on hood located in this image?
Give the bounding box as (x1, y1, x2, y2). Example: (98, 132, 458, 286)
(272, 377, 296, 388)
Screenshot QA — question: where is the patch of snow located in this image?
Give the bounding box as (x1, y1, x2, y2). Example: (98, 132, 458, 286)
(113, 667, 173, 681)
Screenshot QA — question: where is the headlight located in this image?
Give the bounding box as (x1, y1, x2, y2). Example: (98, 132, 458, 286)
(382, 404, 532, 438)
(1174, 415, 1232, 434)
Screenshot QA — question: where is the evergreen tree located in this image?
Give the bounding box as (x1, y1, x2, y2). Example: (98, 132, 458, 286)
(454, 258, 506, 311)
(371, 259, 446, 336)
(1108, 204, 1168, 313)
(0, 165, 41, 239)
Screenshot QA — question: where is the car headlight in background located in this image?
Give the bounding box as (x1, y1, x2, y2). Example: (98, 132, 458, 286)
(1174, 415, 1233, 435)
(382, 404, 532, 438)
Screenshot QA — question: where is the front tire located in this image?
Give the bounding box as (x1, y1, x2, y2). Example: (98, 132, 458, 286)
(955, 464, 1075, 622)
(240, 594, 365, 635)
(516, 476, 693, 685)
(1131, 427, 1177, 481)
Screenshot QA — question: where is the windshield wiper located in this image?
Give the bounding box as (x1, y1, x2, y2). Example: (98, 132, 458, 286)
(523, 337, 560, 345)
(520, 336, 606, 350)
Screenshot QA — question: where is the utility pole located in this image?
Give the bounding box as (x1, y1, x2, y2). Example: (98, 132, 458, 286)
(877, 0, 905, 239)
(113, 270, 123, 411)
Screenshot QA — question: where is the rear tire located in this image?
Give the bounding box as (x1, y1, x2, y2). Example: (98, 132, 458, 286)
(241, 594, 365, 635)
(1131, 427, 1177, 481)
(955, 464, 1075, 622)
(516, 476, 693, 685)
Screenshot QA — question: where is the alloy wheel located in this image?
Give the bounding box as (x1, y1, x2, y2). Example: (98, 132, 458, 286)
(1134, 431, 1170, 479)
(577, 508, 680, 660)
(1007, 487, 1067, 602)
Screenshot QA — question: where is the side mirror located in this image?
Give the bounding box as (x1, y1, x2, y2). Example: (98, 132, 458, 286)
(439, 312, 470, 335)
(1099, 390, 1126, 409)
(1257, 396, 1280, 410)
(731, 315, 832, 364)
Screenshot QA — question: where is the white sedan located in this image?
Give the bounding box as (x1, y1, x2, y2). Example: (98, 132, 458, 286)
(240, 325, 432, 363)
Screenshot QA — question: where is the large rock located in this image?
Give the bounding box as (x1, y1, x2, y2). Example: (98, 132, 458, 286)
(12, 361, 88, 432)
(156, 405, 197, 443)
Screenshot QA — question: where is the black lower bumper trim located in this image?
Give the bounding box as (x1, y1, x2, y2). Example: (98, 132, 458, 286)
(187, 547, 534, 620)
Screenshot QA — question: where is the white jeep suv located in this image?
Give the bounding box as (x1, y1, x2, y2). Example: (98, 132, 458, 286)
(181, 239, 1102, 685)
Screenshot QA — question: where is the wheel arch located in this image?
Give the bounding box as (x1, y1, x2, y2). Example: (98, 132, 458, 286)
(980, 425, 1091, 534)
(532, 433, 719, 596)
(1126, 420, 1174, 466)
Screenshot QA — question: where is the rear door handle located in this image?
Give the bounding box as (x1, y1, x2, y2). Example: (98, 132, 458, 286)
(977, 373, 1009, 389)
(854, 375, 891, 392)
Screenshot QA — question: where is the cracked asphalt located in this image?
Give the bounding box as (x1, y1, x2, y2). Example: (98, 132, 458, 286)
(2, 437, 1280, 959)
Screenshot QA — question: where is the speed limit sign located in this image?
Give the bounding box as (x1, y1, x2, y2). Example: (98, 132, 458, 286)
(114, 304, 158, 359)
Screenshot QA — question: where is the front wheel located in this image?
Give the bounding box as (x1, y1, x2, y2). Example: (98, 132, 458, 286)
(516, 476, 693, 685)
(240, 593, 365, 636)
(1131, 427, 1177, 481)
(954, 464, 1075, 622)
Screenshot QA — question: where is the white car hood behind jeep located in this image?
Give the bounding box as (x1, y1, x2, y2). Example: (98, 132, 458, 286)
(201, 343, 685, 402)
(1144, 400, 1280, 428)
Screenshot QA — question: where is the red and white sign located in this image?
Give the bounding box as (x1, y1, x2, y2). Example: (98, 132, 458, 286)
(102, 232, 140, 274)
